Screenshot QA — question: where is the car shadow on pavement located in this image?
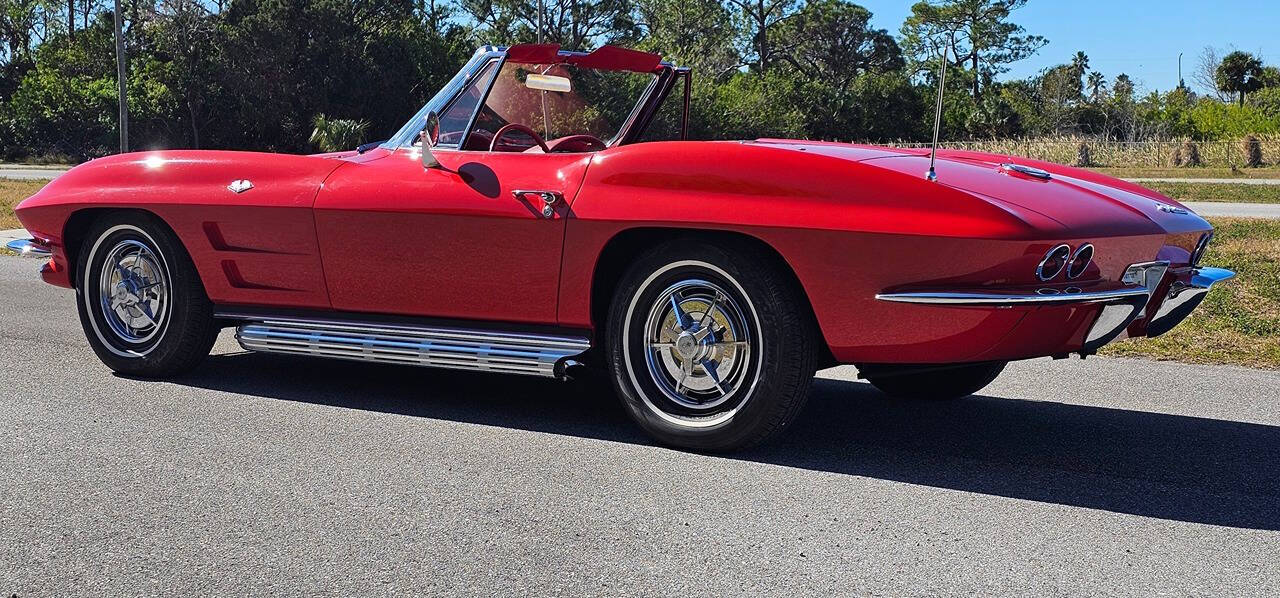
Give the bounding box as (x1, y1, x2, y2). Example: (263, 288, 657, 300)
(177, 351, 1280, 531)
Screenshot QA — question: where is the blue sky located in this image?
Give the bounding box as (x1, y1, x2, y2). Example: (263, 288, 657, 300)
(857, 0, 1280, 95)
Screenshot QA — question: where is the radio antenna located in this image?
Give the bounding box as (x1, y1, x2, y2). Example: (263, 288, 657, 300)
(926, 35, 951, 182)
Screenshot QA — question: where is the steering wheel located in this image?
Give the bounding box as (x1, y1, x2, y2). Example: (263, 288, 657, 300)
(547, 134, 607, 153)
(490, 123, 550, 153)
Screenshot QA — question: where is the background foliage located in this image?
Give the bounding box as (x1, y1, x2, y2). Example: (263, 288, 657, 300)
(1, 0, 1279, 161)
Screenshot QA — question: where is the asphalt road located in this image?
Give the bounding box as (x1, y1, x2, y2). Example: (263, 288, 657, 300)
(1, 255, 1278, 596)
(0, 167, 67, 181)
(1183, 201, 1280, 219)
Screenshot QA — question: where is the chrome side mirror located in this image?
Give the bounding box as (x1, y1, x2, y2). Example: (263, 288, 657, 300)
(420, 111, 442, 169)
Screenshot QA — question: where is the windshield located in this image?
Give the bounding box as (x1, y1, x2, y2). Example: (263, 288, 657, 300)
(389, 51, 657, 152)
(470, 61, 655, 149)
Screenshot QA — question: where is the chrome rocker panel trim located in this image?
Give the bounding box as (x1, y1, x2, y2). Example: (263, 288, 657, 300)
(223, 314, 590, 379)
(1146, 266, 1236, 337)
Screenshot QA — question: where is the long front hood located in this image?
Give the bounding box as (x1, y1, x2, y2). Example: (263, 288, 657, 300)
(20, 150, 346, 213)
(752, 140, 1211, 239)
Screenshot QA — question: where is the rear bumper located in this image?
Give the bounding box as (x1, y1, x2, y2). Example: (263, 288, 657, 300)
(875, 261, 1234, 358)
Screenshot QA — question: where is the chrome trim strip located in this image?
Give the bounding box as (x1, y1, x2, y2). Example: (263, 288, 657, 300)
(228, 315, 590, 378)
(874, 286, 1151, 306)
(1036, 244, 1071, 281)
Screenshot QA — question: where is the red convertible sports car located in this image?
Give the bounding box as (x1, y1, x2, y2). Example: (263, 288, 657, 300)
(15, 44, 1233, 450)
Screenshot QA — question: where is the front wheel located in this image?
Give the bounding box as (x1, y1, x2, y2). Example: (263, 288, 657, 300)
(76, 213, 219, 377)
(606, 239, 817, 452)
(865, 362, 1007, 400)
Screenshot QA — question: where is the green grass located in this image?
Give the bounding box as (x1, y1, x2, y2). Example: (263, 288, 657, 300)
(1141, 182, 1280, 204)
(1103, 218, 1280, 369)
(1089, 166, 1280, 179)
(0, 178, 47, 230)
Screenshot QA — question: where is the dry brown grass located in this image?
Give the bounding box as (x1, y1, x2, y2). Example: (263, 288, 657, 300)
(1103, 218, 1280, 369)
(1090, 167, 1280, 179)
(0, 178, 47, 230)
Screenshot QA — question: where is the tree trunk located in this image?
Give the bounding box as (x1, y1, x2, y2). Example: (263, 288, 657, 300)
(68, 0, 75, 39)
(755, 0, 768, 71)
(972, 52, 979, 101)
(189, 100, 200, 149)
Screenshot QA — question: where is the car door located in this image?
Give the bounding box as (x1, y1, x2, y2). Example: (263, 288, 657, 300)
(312, 148, 591, 325)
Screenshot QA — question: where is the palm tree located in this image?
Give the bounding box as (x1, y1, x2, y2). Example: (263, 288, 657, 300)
(1071, 51, 1090, 96)
(1086, 71, 1106, 102)
(1216, 51, 1264, 106)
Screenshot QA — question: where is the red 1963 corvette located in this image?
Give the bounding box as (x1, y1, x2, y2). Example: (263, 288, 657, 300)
(14, 44, 1234, 450)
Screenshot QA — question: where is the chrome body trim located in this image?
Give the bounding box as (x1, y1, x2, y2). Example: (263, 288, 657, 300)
(5, 238, 51, 257)
(227, 315, 590, 379)
(1066, 243, 1093, 279)
(1146, 266, 1236, 337)
(875, 261, 1181, 354)
(874, 286, 1150, 306)
(1001, 163, 1052, 179)
(1035, 244, 1071, 281)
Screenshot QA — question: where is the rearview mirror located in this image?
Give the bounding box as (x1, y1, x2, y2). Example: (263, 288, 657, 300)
(420, 111, 441, 169)
(525, 73, 571, 93)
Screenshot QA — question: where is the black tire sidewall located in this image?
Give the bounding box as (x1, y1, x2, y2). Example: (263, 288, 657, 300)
(607, 241, 815, 451)
(75, 213, 215, 376)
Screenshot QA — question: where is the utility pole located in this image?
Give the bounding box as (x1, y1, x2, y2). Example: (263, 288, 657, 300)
(1178, 52, 1185, 90)
(537, 0, 544, 43)
(113, 0, 129, 153)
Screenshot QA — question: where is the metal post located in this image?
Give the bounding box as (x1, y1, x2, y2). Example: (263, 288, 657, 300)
(113, 0, 129, 153)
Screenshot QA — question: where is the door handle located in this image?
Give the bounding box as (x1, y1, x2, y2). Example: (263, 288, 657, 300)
(512, 189, 563, 218)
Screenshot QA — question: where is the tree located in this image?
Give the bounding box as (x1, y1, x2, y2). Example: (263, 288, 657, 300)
(901, 0, 1046, 102)
(1070, 50, 1087, 86)
(1113, 73, 1133, 100)
(1086, 71, 1105, 102)
(460, 0, 638, 48)
(634, 0, 738, 78)
(1215, 50, 1263, 106)
(721, 0, 801, 71)
(777, 0, 902, 88)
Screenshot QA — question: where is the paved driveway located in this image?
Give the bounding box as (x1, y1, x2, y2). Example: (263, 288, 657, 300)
(1, 255, 1277, 595)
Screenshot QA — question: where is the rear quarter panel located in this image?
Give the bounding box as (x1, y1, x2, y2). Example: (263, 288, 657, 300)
(560, 141, 1131, 363)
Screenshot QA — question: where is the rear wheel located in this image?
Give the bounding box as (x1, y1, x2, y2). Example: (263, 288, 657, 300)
(606, 239, 817, 451)
(76, 213, 218, 377)
(865, 362, 1006, 400)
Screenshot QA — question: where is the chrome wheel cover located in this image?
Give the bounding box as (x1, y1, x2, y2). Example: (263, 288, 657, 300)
(623, 260, 764, 429)
(643, 279, 752, 410)
(96, 238, 170, 345)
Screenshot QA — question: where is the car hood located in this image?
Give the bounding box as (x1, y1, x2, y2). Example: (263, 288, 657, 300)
(751, 140, 1210, 238)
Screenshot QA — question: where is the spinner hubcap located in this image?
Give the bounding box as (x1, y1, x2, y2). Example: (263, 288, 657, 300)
(642, 278, 754, 414)
(97, 239, 169, 345)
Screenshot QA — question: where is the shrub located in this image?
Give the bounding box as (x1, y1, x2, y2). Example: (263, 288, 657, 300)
(309, 114, 369, 152)
(1075, 142, 1092, 167)
(1242, 135, 1264, 167)
(1172, 140, 1202, 167)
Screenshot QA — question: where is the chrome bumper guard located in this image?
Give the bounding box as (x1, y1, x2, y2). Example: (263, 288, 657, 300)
(875, 261, 1234, 352)
(1145, 267, 1236, 337)
(4, 238, 52, 257)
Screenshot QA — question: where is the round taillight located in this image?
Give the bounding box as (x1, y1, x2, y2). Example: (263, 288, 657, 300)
(1191, 233, 1212, 266)
(1036, 244, 1071, 281)
(1066, 243, 1094, 279)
